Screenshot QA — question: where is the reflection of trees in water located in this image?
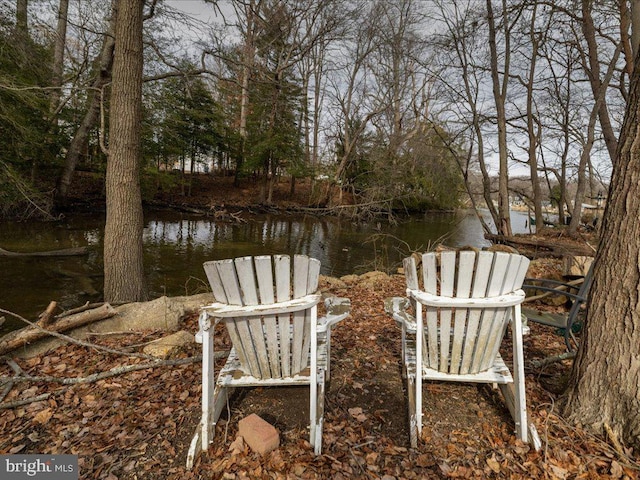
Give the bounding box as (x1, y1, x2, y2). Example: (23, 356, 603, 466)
(2, 212, 497, 319)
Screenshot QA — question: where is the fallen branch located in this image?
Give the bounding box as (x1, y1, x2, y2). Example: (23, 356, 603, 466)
(528, 351, 576, 369)
(0, 246, 89, 257)
(0, 308, 177, 360)
(0, 393, 50, 409)
(0, 304, 117, 356)
(485, 234, 594, 257)
(58, 302, 105, 318)
(0, 359, 20, 403)
(37, 301, 58, 328)
(1, 356, 201, 385)
(0, 351, 228, 387)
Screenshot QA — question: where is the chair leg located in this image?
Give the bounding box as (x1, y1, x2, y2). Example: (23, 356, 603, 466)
(498, 305, 528, 443)
(312, 369, 325, 454)
(325, 329, 332, 382)
(187, 328, 230, 469)
(407, 372, 418, 448)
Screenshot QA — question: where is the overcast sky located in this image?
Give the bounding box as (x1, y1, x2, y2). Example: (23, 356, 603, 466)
(166, 0, 226, 25)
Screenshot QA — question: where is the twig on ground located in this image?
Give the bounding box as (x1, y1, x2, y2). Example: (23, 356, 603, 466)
(0, 352, 228, 387)
(528, 351, 576, 369)
(58, 302, 105, 318)
(0, 393, 51, 409)
(0, 307, 173, 361)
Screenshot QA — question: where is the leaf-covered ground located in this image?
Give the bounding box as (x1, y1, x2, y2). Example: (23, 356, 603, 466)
(1, 272, 638, 479)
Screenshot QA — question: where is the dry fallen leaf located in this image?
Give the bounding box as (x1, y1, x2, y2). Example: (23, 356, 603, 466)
(229, 435, 245, 456)
(33, 407, 53, 425)
(486, 455, 500, 473)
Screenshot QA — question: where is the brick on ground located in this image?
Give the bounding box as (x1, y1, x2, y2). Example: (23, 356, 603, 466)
(238, 413, 280, 455)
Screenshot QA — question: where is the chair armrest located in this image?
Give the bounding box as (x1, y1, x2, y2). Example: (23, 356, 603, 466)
(409, 290, 525, 308)
(384, 297, 416, 332)
(201, 293, 322, 318)
(318, 296, 351, 331)
(195, 310, 221, 344)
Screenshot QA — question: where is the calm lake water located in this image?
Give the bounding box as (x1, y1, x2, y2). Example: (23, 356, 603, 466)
(0, 209, 532, 331)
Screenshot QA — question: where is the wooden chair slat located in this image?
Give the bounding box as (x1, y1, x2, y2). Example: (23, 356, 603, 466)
(404, 256, 419, 290)
(254, 256, 280, 376)
(439, 251, 456, 296)
(234, 257, 258, 305)
(223, 319, 250, 373)
(217, 259, 243, 305)
(279, 312, 292, 377)
(486, 252, 511, 296)
(274, 255, 291, 302)
(423, 254, 438, 293)
(450, 252, 475, 373)
(255, 255, 275, 303)
(308, 258, 321, 293)
(479, 308, 509, 370)
(203, 261, 228, 303)
(235, 317, 263, 377)
(302, 258, 320, 369)
(422, 254, 439, 368)
(293, 254, 310, 298)
(471, 251, 495, 298)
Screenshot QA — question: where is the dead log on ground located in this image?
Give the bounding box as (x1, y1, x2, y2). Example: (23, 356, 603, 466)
(0, 303, 116, 355)
(485, 234, 595, 258)
(0, 246, 89, 257)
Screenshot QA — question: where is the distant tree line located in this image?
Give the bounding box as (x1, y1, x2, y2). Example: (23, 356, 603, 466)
(0, 0, 468, 222)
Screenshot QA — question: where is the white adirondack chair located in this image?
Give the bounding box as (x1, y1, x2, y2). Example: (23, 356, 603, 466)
(187, 254, 350, 468)
(386, 250, 540, 449)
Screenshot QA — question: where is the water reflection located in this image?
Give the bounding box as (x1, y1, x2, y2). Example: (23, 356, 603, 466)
(0, 209, 532, 327)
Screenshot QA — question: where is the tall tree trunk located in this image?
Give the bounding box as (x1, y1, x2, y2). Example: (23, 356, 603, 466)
(56, 3, 116, 201)
(16, 0, 27, 34)
(632, 0, 640, 56)
(50, 0, 69, 115)
(235, 0, 258, 187)
(103, 0, 147, 303)
(526, 3, 543, 229)
(486, 0, 512, 236)
(581, 0, 618, 165)
(563, 45, 640, 450)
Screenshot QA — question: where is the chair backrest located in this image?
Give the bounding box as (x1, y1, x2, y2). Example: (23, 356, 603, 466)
(203, 254, 321, 379)
(404, 250, 530, 375)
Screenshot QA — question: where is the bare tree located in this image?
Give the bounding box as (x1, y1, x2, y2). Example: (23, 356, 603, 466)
(487, 0, 525, 236)
(49, 0, 69, 115)
(430, 0, 500, 233)
(56, 2, 116, 201)
(103, 0, 147, 303)
(563, 32, 640, 451)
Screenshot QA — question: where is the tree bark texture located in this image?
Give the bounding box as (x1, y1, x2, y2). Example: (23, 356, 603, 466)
(563, 46, 640, 450)
(103, 0, 147, 303)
